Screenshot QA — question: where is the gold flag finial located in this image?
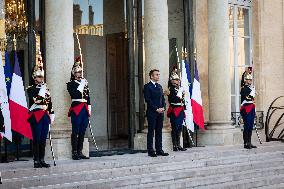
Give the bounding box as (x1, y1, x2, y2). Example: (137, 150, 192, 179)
(13, 34, 16, 51)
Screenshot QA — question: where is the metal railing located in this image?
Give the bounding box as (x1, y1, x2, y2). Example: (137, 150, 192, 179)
(231, 111, 264, 129)
(265, 96, 284, 142)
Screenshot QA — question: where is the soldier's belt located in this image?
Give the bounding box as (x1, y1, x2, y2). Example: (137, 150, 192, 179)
(72, 99, 87, 103)
(29, 104, 48, 111)
(170, 103, 183, 106)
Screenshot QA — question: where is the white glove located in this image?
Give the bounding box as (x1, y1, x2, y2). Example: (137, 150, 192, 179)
(177, 87, 184, 99)
(88, 105, 92, 116)
(38, 84, 47, 97)
(250, 87, 256, 98)
(77, 79, 86, 93)
(50, 114, 55, 124)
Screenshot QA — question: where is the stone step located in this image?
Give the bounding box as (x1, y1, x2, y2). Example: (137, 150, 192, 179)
(134, 174, 284, 189)
(1, 141, 282, 171)
(1, 150, 283, 189)
(207, 174, 284, 189)
(30, 165, 284, 189)
(2, 142, 283, 179)
(5, 155, 284, 189)
(0, 142, 282, 189)
(253, 182, 284, 189)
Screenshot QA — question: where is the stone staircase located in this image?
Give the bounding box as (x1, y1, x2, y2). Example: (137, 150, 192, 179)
(0, 142, 283, 189)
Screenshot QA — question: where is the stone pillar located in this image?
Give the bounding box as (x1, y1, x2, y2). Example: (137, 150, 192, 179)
(198, 0, 242, 145)
(45, 0, 89, 160)
(144, 0, 169, 88)
(134, 0, 172, 152)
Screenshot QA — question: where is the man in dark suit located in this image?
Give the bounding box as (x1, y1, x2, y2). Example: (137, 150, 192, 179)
(144, 69, 169, 157)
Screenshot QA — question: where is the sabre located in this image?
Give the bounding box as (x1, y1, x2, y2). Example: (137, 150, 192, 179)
(249, 61, 261, 144)
(88, 120, 98, 151)
(254, 121, 262, 144)
(75, 32, 83, 76)
(75, 33, 98, 151)
(48, 124, 56, 166)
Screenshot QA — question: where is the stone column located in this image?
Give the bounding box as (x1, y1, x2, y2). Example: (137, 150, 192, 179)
(134, 0, 172, 152)
(144, 0, 169, 88)
(45, 0, 88, 160)
(198, 0, 241, 145)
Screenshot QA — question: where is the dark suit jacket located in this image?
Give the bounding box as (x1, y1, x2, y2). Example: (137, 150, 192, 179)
(144, 82, 165, 117)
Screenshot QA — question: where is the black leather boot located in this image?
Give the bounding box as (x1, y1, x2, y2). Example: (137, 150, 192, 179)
(248, 130, 257, 148)
(77, 134, 89, 159)
(176, 130, 187, 151)
(39, 142, 50, 168)
(243, 129, 251, 149)
(71, 134, 80, 160)
(171, 130, 178, 151)
(33, 142, 42, 168)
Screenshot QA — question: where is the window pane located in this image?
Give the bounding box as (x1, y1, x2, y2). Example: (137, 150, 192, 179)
(73, 0, 103, 36)
(229, 6, 234, 36)
(231, 95, 236, 112)
(238, 37, 250, 66)
(35, 0, 41, 32)
(238, 66, 246, 88)
(231, 63, 235, 95)
(238, 8, 250, 37)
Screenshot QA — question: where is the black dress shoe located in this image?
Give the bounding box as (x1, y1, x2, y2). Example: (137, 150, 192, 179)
(177, 146, 187, 151)
(244, 144, 251, 149)
(34, 161, 42, 168)
(148, 151, 157, 157)
(78, 152, 90, 159)
(173, 147, 178, 151)
(156, 151, 169, 156)
(72, 151, 81, 160)
(40, 160, 50, 168)
(250, 144, 257, 148)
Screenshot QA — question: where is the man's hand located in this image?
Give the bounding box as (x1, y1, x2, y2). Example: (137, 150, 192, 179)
(88, 105, 92, 116)
(156, 108, 165, 114)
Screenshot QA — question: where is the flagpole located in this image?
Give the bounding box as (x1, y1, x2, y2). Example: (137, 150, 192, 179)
(181, 47, 195, 147)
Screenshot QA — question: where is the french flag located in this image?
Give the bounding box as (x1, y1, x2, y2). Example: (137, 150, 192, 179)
(9, 52, 32, 139)
(181, 59, 194, 132)
(191, 61, 205, 130)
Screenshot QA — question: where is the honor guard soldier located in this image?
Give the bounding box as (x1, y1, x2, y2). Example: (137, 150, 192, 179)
(27, 57, 55, 168)
(241, 66, 253, 88)
(166, 69, 187, 151)
(240, 74, 257, 149)
(67, 57, 91, 160)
